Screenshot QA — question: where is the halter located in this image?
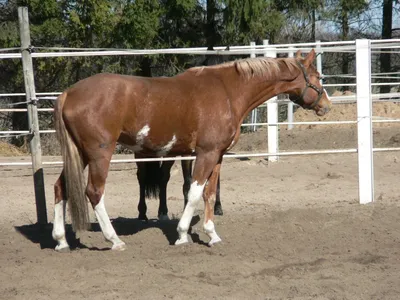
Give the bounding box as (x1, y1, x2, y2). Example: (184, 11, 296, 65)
(291, 60, 324, 109)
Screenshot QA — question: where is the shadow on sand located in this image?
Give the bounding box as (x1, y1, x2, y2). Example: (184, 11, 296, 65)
(14, 215, 203, 250)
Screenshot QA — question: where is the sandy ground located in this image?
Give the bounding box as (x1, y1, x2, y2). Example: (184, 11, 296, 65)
(2, 103, 400, 299)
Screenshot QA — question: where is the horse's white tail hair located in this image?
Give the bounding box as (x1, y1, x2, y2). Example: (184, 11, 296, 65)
(54, 92, 90, 231)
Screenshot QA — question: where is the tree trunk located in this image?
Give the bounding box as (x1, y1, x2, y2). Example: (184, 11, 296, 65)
(311, 9, 316, 42)
(206, 0, 218, 49)
(139, 57, 152, 77)
(380, 0, 393, 94)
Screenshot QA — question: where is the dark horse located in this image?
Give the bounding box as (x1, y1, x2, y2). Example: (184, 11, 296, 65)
(135, 159, 223, 222)
(52, 49, 331, 251)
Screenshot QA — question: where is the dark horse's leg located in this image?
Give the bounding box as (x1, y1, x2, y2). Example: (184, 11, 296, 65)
(136, 160, 174, 221)
(136, 162, 148, 221)
(214, 175, 223, 216)
(136, 161, 157, 221)
(181, 160, 192, 209)
(181, 160, 223, 215)
(158, 161, 174, 220)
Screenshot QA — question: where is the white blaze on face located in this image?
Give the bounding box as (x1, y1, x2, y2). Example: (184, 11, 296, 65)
(157, 134, 177, 156)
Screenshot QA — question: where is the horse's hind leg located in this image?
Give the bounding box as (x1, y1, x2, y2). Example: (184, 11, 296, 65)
(158, 161, 174, 220)
(87, 155, 126, 251)
(52, 170, 70, 252)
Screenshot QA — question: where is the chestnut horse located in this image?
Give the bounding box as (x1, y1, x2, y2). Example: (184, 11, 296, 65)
(136, 159, 223, 221)
(52, 49, 331, 251)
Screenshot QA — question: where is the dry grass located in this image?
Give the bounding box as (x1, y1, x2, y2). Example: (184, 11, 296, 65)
(0, 141, 27, 156)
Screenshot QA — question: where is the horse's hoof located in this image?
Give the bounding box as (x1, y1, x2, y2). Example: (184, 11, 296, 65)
(214, 206, 223, 216)
(158, 214, 170, 221)
(112, 242, 127, 251)
(175, 235, 190, 245)
(208, 236, 222, 247)
(138, 214, 148, 222)
(55, 245, 70, 253)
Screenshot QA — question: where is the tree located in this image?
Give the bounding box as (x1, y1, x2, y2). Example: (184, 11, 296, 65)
(380, 0, 394, 93)
(223, 0, 284, 44)
(321, 0, 369, 89)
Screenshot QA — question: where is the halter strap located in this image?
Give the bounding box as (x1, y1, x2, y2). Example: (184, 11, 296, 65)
(292, 60, 324, 109)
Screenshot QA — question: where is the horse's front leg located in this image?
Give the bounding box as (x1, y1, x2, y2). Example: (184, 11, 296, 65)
(202, 162, 223, 246)
(182, 160, 223, 216)
(176, 151, 222, 245)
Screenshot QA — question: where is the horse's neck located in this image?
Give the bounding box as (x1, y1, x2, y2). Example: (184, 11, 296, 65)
(231, 73, 298, 123)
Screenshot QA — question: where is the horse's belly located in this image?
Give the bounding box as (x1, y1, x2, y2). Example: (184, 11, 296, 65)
(118, 131, 194, 157)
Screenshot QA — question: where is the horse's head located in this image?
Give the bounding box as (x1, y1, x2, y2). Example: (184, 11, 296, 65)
(288, 49, 332, 116)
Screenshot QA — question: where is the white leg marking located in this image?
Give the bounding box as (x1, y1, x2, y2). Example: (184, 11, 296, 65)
(94, 193, 126, 251)
(175, 181, 206, 245)
(52, 200, 70, 251)
(157, 134, 177, 156)
(204, 220, 222, 246)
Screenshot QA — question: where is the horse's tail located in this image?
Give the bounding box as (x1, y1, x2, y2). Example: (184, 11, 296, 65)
(54, 92, 90, 231)
(144, 162, 161, 199)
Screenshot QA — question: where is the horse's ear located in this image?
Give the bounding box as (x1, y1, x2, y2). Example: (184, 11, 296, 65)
(303, 49, 316, 67)
(295, 50, 302, 59)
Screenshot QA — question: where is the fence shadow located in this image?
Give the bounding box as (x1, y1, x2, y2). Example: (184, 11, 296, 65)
(14, 215, 202, 250)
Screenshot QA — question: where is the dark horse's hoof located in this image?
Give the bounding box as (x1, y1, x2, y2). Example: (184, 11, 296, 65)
(138, 214, 149, 222)
(214, 205, 223, 216)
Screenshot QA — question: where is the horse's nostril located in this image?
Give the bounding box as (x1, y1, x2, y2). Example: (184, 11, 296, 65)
(324, 106, 331, 114)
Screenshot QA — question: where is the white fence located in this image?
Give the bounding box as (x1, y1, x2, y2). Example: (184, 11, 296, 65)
(1, 8, 400, 224)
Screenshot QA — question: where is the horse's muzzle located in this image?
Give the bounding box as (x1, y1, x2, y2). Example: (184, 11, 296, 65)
(316, 105, 331, 116)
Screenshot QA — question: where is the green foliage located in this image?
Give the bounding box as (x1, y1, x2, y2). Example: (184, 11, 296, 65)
(114, 0, 161, 49)
(223, 0, 285, 44)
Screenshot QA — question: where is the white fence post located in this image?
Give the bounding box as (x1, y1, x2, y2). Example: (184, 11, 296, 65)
(250, 41, 257, 132)
(316, 40, 323, 85)
(356, 39, 374, 204)
(264, 40, 278, 162)
(287, 48, 295, 130)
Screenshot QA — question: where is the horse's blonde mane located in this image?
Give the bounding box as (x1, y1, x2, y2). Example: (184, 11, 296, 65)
(191, 57, 300, 80)
(235, 57, 299, 80)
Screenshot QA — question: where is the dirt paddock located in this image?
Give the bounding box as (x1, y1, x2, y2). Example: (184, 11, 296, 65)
(2, 103, 400, 299)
